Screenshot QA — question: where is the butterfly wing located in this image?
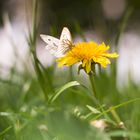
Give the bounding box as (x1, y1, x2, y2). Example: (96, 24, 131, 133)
(58, 27, 73, 55)
(40, 27, 73, 57)
(40, 34, 60, 56)
(60, 27, 72, 42)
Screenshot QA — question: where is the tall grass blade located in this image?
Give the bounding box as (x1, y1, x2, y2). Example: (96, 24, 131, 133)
(49, 81, 80, 103)
(93, 98, 140, 120)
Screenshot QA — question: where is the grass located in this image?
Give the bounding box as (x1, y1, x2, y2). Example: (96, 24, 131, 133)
(0, 0, 140, 140)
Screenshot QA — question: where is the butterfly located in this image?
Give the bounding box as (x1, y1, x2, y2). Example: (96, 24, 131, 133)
(40, 27, 73, 57)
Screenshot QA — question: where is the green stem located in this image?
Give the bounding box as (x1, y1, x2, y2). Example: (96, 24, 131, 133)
(110, 107, 121, 124)
(33, 53, 48, 101)
(112, 7, 133, 86)
(28, 0, 48, 101)
(69, 66, 74, 81)
(115, 7, 133, 50)
(88, 73, 112, 121)
(88, 73, 100, 107)
(88, 73, 97, 99)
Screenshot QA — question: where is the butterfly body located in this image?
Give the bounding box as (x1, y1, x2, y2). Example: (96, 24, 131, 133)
(40, 27, 73, 57)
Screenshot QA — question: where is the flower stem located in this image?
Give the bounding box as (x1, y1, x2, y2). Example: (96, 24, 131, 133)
(88, 73, 97, 99)
(88, 74, 102, 109)
(88, 73, 113, 121)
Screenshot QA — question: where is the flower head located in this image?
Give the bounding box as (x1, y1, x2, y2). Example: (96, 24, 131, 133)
(57, 41, 119, 73)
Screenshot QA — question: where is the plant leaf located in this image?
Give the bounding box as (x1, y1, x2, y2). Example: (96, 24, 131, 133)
(108, 130, 140, 139)
(0, 126, 12, 137)
(93, 98, 140, 120)
(86, 105, 101, 114)
(49, 81, 80, 103)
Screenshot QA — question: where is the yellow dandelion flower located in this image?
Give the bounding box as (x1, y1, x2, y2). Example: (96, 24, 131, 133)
(57, 42, 119, 73)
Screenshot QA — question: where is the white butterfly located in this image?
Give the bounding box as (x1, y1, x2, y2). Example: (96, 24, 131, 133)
(40, 27, 73, 57)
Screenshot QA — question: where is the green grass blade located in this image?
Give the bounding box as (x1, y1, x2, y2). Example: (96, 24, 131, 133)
(86, 105, 101, 114)
(108, 130, 140, 139)
(93, 98, 140, 120)
(49, 81, 80, 103)
(0, 126, 12, 137)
